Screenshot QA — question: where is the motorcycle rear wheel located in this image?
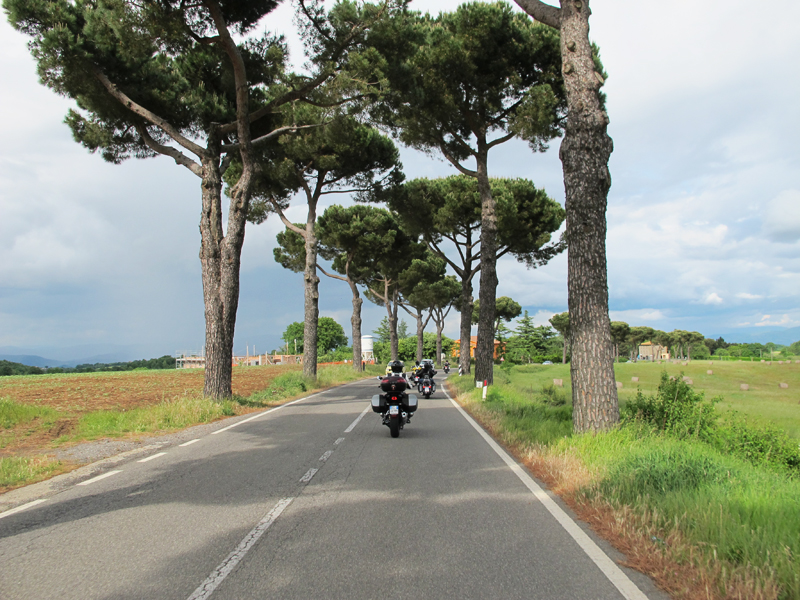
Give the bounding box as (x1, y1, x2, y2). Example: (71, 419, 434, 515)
(389, 416, 400, 438)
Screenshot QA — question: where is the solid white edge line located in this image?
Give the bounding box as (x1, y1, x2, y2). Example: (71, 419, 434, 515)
(344, 404, 371, 433)
(186, 497, 294, 600)
(138, 452, 167, 463)
(299, 468, 318, 483)
(211, 392, 324, 435)
(180, 439, 201, 447)
(0, 498, 47, 520)
(444, 388, 649, 600)
(77, 470, 122, 486)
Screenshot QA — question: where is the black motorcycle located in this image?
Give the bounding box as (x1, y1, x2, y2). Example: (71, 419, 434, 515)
(418, 375, 435, 399)
(373, 375, 418, 438)
(443, 363, 450, 375)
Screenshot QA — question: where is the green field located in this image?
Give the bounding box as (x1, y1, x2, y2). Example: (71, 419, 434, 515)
(499, 360, 800, 438)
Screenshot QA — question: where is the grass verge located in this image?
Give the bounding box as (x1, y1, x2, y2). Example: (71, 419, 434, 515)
(0, 456, 67, 491)
(448, 369, 800, 600)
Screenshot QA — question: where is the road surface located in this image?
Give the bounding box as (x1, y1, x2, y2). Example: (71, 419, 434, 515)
(0, 378, 665, 600)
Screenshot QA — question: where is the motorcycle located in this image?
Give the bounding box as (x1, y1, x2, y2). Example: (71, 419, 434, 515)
(443, 363, 450, 375)
(373, 374, 418, 438)
(418, 375, 435, 399)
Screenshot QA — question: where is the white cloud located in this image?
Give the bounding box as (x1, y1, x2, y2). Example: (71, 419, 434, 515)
(736, 293, 764, 300)
(755, 314, 800, 327)
(703, 293, 724, 305)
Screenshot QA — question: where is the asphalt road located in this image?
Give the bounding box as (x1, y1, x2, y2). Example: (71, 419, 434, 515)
(0, 378, 665, 600)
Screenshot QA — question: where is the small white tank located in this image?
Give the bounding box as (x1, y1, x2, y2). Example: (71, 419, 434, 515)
(361, 335, 374, 354)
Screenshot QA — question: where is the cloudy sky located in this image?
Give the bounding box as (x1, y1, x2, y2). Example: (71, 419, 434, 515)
(1, 0, 799, 362)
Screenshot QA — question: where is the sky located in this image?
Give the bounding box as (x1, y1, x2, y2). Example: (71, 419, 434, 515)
(1, 0, 799, 362)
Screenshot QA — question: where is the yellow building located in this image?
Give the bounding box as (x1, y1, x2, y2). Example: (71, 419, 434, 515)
(638, 341, 670, 361)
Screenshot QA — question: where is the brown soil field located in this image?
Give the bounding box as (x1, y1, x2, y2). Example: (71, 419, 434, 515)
(0, 365, 301, 414)
(0, 365, 302, 459)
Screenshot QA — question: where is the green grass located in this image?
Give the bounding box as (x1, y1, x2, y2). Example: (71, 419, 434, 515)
(67, 394, 239, 441)
(0, 397, 59, 429)
(566, 428, 800, 598)
(490, 361, 800, 439)
(0, 456, 64, 491)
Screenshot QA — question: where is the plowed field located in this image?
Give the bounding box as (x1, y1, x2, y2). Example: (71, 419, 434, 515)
(0, 365, 300, 414)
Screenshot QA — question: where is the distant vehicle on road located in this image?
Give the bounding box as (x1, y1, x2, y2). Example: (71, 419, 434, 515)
(542, 360, 553, 365)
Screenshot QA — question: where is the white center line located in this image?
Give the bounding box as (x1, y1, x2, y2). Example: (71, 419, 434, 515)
(0, 499, 47, 520)
(138, 452, 167, 463)
(77, 470, 122, 486)
(334, 437, 345, 445)
(186, 497, 294, 600)
(211, 393, 323, 435)
(299, 468, 318, 483)
(344, 404, 371, 433)
(319, 450, 333, 462)
(179, 439, 200, 447)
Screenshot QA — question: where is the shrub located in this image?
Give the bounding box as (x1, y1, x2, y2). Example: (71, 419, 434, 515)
(622, 372, 718, 441)
(715, 413, 800, 475)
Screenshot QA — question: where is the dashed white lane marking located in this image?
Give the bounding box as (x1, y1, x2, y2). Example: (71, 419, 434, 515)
(186, 497, 294, 600)
(211, 393, 324, 435)
(138, 452, 167, 463)
(299, 468, 318, 483)
(180, 439, 200, 447)
(319, 450, 333, 462)
(344, 404, 370, 433)
(444, 389, 648, 600)
(77, 470, 122, 486)
(334, 437, 345, 445)
(0, 499, 47, 520)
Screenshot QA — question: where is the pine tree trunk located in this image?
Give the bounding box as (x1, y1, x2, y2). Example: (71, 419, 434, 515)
(349, 279, 363, 372)
(388, 285, 399, 361)
(303, 200, 319, 379)
(459, 277, 473, 374)
(200, 156, 248, 400)
(436, 321, 444, 368)
(559, 1, 619, 432)
(416, 313, 424, 362)
(562, 338, 567, 364)
(474, 147, 498, 385)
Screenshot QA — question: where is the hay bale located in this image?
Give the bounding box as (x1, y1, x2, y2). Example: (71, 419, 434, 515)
(615, 382, 623, 389)
(740, 384, 749, 391)
(707, 370, 713, 375)
(780, 383, 789, 389)
(631, 377, 639, 382)
(553, 378, 563, 387)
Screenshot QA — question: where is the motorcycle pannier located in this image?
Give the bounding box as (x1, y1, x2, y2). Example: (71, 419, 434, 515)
(406, 394, 418, 413)
(371, 394, 386, 413)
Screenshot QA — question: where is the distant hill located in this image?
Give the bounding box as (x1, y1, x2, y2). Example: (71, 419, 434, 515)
(0, 354, 67, 368)
(0, 355, 176, 375)
(707, 326, 800, 346)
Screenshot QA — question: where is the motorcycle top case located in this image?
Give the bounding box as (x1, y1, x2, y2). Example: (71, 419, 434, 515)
(379, 375, 408, 393)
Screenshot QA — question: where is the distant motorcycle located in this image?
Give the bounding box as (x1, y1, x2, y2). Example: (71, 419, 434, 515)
(373, 368, 418, 438)
(418, 375, 434, 399)
(443, 362, 450, 375)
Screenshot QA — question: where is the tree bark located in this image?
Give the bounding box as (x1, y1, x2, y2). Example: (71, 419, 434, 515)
(558, 1, 619, 432)
(349, 279, 363, 372)
(459, 277, 473, 374)
(514, 0, 619, 431)
(303, 197, 320, 379)
(474, 146, 498, 385)
(390, 289, 400, 360)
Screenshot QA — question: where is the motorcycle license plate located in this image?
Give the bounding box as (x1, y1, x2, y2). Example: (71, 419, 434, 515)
(389, 405, 399, 416)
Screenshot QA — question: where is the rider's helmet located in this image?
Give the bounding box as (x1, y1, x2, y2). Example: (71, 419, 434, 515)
(389, 360, 404, 373)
